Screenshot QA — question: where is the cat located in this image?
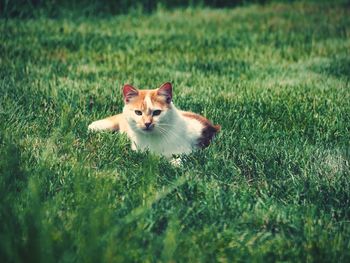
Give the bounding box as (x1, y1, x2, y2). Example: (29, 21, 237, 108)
(88, 82, 220, 158)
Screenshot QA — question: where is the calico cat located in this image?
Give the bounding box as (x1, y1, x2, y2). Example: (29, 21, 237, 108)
(88, 82, 220, 157)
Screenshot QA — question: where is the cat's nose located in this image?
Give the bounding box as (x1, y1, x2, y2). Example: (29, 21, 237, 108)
(145, 122, 152, 128)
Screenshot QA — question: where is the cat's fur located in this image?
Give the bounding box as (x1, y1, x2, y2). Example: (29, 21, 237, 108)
(88, 82, 220, 157)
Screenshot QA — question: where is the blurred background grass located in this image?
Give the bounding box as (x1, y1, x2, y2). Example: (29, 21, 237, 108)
(1, 0, 348, 17)
(3, 0, 266, 17)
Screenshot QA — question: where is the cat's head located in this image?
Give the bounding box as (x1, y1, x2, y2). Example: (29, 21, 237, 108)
(122, 82, 173, 134)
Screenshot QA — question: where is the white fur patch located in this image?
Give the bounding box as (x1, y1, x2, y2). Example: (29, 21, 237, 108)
(145, 94, 153, 110)
(88, 119, 114, 131)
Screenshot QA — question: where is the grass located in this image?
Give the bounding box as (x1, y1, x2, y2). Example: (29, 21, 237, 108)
(1, 1, 350, 262)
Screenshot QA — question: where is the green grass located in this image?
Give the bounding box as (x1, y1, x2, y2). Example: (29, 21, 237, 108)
(1, 1, 350, 262)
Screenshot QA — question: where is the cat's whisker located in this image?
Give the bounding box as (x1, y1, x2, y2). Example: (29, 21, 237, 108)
(156, 125, 183, 139)
(156, 125, 190, 152)
(155, 126, 179, 145)
(152, 127, 187, 153)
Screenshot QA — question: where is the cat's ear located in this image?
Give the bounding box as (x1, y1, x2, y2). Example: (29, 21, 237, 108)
(123, 84, 138, 103)
(157, 82, 172, 104)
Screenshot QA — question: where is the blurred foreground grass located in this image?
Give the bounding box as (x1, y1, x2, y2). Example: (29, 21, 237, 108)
(1, 1, 350, 262)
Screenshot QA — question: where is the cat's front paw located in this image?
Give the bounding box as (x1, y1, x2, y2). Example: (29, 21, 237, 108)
(88, 120, 113, 131)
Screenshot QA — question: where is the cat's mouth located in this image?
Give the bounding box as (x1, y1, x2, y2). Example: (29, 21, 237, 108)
(141, 126, 154, 132)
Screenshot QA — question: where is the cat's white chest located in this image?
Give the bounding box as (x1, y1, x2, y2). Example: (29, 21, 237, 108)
(128, 116, 203, 157)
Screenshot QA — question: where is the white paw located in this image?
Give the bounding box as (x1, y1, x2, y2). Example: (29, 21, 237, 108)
(88, 120, 113, 131)
(170, 157, 182, 167)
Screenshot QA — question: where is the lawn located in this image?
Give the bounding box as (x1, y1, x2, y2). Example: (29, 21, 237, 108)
(1, 1, 350, 262)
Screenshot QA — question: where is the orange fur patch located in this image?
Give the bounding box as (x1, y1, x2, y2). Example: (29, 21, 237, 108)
(126, 90, 171, 111)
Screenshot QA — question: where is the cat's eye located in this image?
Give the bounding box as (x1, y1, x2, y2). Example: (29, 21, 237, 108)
(152, 110, 161, 116)
(135, 110, 142, 116)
